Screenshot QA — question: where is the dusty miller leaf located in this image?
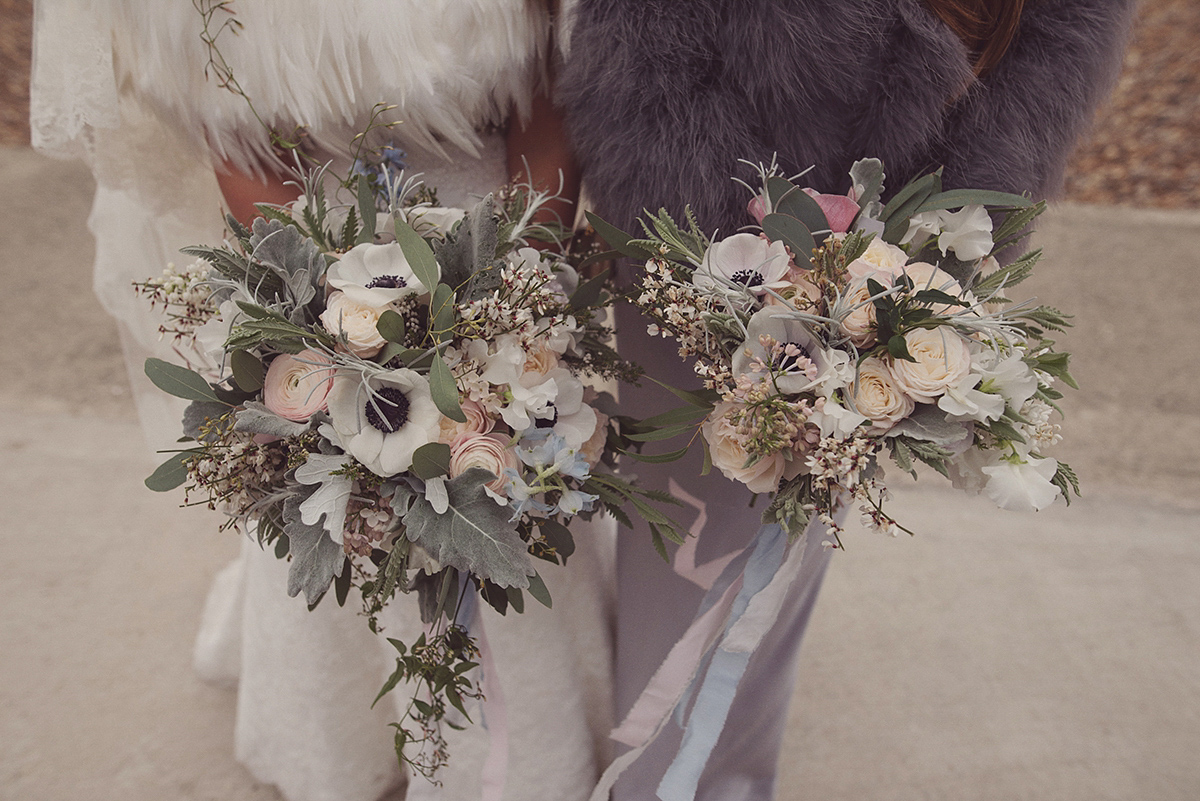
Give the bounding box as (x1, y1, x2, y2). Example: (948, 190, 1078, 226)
(886, 405, 972, 447)
(403, 467, 531, 588)
(233, 401, 313, 439)
(282, 486, 345, 605)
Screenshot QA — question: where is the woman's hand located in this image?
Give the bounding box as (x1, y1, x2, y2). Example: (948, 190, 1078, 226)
(214, 158, 302, 227)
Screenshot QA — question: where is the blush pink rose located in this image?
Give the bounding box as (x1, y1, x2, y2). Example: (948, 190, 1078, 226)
(262, 350, 336, 422)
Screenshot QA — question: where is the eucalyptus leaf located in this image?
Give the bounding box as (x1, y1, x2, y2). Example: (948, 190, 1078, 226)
(914, 189, 1032, 213)
(403, 467, 532, 589)
(621, 446, 690, 464)
(430, 284, 456, 342)
(429, 352, 467, 423)
(526, 571, 552, 609)
(230, 350, 265, 392)
(410, 442, 452, 480)
(505, 586, 526, 614)
(761, 214, 817, 268)
(766, 177, 829, 239)
(539, 519, 575, 561)
(376, 310, 407, 344)
(145, 452, 191, 492)
(145, 358, 222, 403)
(394, 217, 441, 294)
(569, 266, 611, 310)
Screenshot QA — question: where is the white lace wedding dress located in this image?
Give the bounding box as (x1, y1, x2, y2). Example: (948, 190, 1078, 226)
(31, 3, 614, 800)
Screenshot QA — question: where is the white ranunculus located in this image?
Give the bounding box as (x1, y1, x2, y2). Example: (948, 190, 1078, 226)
(890, 326, 973, 403)
(934, 205, 994, 261)
(981, 456, 1061, 511)
(701, 401, 787, 494)
(324, 368, 442, 477)
(320, 291, 389, 358)
(694, 233, 791, 296)
(850, 357, 916, 432)
(326, 242, 430, 307)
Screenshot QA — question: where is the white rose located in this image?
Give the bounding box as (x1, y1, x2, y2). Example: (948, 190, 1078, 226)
(845, 237, 910, 280)
(890, 326, 972, 403)
(448, 433, 518, 496)
(849, 357, 915, 432)
(898, 262, 974, 313)
(701, 401, 787, 494)
(320, 291, 389, 358)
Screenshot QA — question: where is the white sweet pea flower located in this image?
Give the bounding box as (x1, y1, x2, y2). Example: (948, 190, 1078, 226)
(478, 336, 561, 430)
(981, 456, 1061, 512)
(324, 368, 442, 477)
(326, 242, 431, 307)
(900, 210, 943, 251)
(976, 352, 1039, 409)
(809, 395, 868, 439)
(694, 233, 791, 295)
(192, 296, 247, 378)
(934, 205, 994, 261)
(938, 373, 1006, 423)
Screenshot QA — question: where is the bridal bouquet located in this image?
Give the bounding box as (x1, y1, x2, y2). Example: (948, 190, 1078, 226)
(590, 159, 1079, 547)
(136, 162, 678, 776)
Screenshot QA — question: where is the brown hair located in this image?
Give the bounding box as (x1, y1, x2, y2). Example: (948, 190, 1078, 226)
(924, 0, 1028, 77)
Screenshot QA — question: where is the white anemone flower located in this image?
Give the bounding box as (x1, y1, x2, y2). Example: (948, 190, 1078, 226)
(324, 368, 441, 477)
(326, 242, 432, 308)
(731, 307, 831, 395)
(694, 233, 791, 296)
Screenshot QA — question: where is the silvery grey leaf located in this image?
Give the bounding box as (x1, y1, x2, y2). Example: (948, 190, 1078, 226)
(403, 467, 530, 588)
(248, 218, 323, 312)
(233, 401, 313, 439)
(887, 405, 972, 448)
(282, 485, 345, 605)
(183, 401, 230, 442)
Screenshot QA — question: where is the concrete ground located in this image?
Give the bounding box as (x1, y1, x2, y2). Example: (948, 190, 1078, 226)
(1, 146, 1197, 800)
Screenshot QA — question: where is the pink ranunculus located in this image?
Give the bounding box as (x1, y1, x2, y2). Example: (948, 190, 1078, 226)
(448, 433, 518, 496)
(262, 350, 336, 422)
(801, 188, 861, 234)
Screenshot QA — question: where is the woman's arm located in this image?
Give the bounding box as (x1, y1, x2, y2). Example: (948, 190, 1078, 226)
(506, 67, 583, 240)
(214, 158, 303, 227)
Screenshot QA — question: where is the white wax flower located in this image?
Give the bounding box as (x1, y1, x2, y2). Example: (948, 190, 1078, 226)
(981, 456, 1061, 512)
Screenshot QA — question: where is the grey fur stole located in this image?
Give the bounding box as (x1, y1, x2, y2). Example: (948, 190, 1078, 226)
(558, 0, 1136, 233)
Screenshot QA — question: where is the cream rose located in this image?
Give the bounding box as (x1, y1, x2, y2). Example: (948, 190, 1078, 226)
(890, 326, 972, 403)
(523, 345, 560, 377)
(839, 277, 878, 347)
(438, 398, 495, 443)
(579, 410, 610, 467)
(701, 402, 786, 494)
(845, 237, 910, 280)
(764, 267, 822, 311)
(897, 262, 974, 314)
(262, 349, 336, 422)
(448, 433, 518, 495)
(320, 291, 389, 358)
(849, 357, 915, 432)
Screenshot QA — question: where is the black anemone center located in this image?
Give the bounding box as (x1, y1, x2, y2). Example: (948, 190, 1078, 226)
(534, 406, 559, 429)
(365, 275, 407, 289)
(730, 269, 764, 287)
(365, 387, 411, 433)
